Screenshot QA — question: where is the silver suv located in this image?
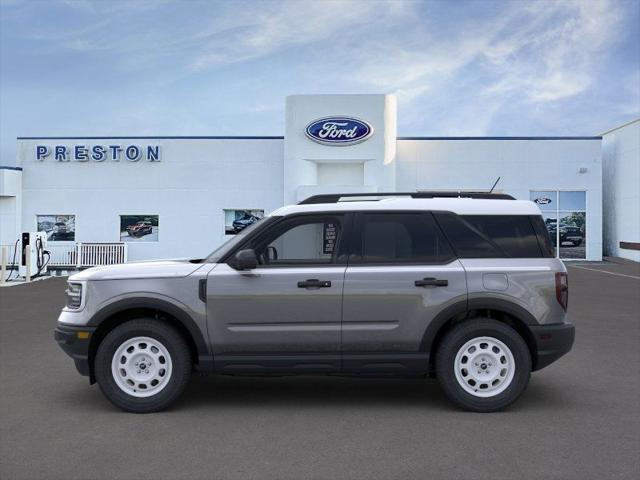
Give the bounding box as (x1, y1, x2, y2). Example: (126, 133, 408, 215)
(55, 192, 574, 413)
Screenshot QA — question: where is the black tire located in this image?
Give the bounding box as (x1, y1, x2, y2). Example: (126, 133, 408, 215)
(435, 318, 531, 412)
(94, 318, 192, 413)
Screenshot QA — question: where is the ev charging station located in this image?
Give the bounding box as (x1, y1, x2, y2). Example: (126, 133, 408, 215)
(19, 231, 50, 279)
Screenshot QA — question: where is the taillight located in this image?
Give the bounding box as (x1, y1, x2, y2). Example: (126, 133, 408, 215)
(555, 272, 568, 311)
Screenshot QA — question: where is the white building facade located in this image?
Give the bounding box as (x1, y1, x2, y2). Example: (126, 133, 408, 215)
(602, 119, 640, 262)
(1, 94, 609, 263)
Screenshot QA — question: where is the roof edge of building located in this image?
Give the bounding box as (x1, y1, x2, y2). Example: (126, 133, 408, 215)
(397, 136, 602, 140)
(16, 136, 285, 140)
(599, 118, 640, 136)
(16, 135, 602, 141)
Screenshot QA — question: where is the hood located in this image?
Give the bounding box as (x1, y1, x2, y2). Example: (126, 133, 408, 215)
(70, 259, 204, 281)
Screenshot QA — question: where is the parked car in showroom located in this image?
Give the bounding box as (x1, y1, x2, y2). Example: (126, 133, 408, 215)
(560, 225, 583, 246)
(51, 222, 73, 241)
(548, 223, 584, 246)
(232, 214, 261, 233)
(55, 192, 574, 413)
(126, 221, 153, 237)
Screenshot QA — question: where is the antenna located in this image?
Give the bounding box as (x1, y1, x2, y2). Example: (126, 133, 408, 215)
(489, 176, 501, 193)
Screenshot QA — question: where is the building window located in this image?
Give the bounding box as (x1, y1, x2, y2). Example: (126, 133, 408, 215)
(530, 191, 586, 259)
(120, 215, 159, 242)
(224, 209, 264, 235)
(37, 215, 75, 242)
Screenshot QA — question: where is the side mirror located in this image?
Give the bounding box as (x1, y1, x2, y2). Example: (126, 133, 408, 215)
(230, 249, 258, 270)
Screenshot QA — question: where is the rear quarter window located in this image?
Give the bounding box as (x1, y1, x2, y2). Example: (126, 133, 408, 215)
(462, 215, 543, 258)
(434, 213, 545, 258)
(530, 215, 556, 258)
(433, 212, 502, 258)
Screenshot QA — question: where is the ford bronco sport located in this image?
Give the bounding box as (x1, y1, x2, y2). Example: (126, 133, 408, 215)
(232, 214, 261, 233)
(126, 221, 153, 237)
(55, 192, 574, 413)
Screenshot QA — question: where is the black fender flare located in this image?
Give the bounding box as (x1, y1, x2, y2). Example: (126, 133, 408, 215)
(88, 297, 210, 359)
(420, 297, 539, 353)
(419, 299, 468, 353)
(467, 297, 539, 325)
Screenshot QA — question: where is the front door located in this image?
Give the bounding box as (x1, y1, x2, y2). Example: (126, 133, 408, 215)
(207, 214, 347, 373)
(341, 212, 467, 374)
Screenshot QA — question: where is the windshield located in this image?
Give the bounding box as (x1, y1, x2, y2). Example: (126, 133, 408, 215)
(205, 216, 277, 263)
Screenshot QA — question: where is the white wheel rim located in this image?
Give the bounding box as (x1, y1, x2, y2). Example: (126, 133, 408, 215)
(454, 336, 515, 398)
(111, 336, 173, 398)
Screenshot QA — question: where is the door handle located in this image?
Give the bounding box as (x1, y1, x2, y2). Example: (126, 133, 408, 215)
(414, 277, 448, 287)
(297, 279, 332, 288)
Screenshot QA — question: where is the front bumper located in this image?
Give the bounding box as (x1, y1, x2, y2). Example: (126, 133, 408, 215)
(530, 322, 575, 371)
(54, 324, 96, 377)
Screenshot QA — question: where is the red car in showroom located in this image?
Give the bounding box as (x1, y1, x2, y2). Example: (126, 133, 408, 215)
(126, 221, 153, 237)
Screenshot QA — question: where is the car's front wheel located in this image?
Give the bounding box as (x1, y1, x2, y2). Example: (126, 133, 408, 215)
(94, 319, 192, 413)
(436, 318, 531, 412)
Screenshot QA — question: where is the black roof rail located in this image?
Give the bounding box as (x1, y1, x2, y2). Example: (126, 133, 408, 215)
(298, 191, 515, 204)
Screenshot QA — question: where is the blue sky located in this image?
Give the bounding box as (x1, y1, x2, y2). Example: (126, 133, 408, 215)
(1, 0, 638, 165)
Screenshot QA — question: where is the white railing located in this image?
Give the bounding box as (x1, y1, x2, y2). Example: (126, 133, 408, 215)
(0, 243, 19, 267)
(77, 243, 128, 267)
(0, 242, 128, 268)
(47, 244, 77, 267)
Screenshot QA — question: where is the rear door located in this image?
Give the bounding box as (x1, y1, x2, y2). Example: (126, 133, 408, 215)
(341, 212, 467, 374)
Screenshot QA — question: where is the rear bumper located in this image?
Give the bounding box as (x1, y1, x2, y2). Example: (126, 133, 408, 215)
(530, 322, 575, 371)
(54, 324, 96, 377)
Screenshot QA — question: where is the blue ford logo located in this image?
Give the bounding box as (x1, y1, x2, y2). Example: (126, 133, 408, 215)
(534, 197, 552, 205)
(305, 117, 374, 146)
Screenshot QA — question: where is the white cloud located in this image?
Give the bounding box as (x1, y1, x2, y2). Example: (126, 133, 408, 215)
(480, 0, 623, 104)
(0, 0, 635, 149)
(345, 0, 627, 134)
(190, 1, 412, 70)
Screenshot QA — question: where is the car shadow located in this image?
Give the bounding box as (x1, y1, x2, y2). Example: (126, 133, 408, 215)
(181, 375, 452, 411)
(53, 374, 571, 414)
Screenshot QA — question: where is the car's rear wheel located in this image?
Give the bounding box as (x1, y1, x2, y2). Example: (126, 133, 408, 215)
(436, 318, 531, 412)
(95, 319, 191, 413)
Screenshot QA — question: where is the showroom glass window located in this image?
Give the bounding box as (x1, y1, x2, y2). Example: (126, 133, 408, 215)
(251, 215, 343, 266)
(530, 191, 586, 259)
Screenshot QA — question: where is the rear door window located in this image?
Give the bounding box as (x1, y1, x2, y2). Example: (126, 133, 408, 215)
(351, 212, 455, 264)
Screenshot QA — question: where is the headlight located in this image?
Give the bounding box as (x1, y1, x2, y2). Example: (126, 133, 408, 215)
(65, 282, 84, 309)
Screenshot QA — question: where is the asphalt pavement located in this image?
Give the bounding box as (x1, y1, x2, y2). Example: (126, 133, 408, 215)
(1, 261, 639, 480)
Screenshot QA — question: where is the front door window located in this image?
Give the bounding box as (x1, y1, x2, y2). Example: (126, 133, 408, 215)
(251, 215, 343, 266)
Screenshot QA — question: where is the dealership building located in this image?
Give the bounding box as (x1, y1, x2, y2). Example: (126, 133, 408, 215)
(0, 94, 638, 267)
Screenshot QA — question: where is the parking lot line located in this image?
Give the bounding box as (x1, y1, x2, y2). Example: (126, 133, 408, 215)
(568, 265, 640, 280)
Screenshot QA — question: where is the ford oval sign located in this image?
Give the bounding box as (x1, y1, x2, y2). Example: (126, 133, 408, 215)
(534, 197, 552, 205)
(305, 117, 373, 146)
